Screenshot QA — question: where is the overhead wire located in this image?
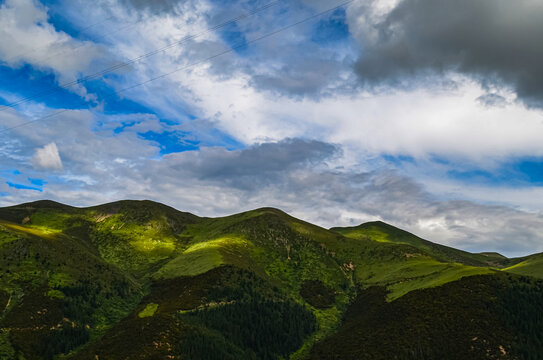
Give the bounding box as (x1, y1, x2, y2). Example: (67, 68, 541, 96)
(0, 0, 354, 134)
(0, 0, 282, 112)
(2, 13, 116, 64)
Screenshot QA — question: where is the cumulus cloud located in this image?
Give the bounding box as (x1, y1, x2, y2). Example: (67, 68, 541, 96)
(347, 0, 543, 106)
(31, 142, 63, 170)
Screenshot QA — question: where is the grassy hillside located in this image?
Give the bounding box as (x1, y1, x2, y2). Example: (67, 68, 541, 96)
(0, 200, 200, 359)
(309, 273, 543, 360)
(0, 218, 142, 358)
(331, 221, 508, 267)
(0, 200, 541, 359)
(156, 208, 355, 356)
(502, 253, 543, 278)
(328, 222, 495, 300)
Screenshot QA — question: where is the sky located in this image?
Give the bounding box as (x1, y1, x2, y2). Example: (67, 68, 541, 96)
(1, 0, 543, 257)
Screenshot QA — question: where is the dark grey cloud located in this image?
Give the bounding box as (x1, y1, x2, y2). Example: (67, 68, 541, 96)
(121, 0, 183, 14)
(350, 0, 543, 106)
(158, 138, 340, 189)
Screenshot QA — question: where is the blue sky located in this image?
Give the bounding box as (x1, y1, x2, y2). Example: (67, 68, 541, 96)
(1, 0, 543, 256)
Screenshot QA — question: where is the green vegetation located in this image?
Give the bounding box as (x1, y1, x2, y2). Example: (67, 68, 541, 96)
(502, 253, 543, 278)
(386, 263, 495, 300)
(0, 199, 542, 359)
(154, 236, 252, 279)
(179, 325, 255, 360)
(310, 274, 543, 360)
(138, 303, 158, 318)
(332, 221, 509, 267)
(181, 295, 317, 360)
(300, 280, 336, 309)
(329, 223, 498, 299)
(0, 330, 16, 359)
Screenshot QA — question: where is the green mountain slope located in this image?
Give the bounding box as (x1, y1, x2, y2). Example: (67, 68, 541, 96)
(0, 200, 541, 359)
(502, 253, 543, 278)
(331, 221, 508, 267)
(309, 273, 543, 360)
(328, 221, 495, 300)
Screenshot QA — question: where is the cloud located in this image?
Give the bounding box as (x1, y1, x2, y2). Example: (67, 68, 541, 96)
(2, 110, 543, 257)
(154, 138, 340, 190)
(162, 67, 543, 160)
(31, 142, 63, 170)
(0, 0, 106, 96)
(120, 0, 184, 14)
(347, 0, 543, 106)
(476, 93, 508, 108)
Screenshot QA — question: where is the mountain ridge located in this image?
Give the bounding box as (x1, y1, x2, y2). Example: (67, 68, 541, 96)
(0, 199, 542, 359)
(4, 199, 531, 259)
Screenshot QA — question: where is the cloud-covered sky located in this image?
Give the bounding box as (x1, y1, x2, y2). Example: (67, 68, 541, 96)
(1, 0, 543, 256)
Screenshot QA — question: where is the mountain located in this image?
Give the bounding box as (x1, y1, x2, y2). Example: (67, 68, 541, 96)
(0, 200, 542, 359)
(501, 252, 543, 278)
(331, 221, 509, 267)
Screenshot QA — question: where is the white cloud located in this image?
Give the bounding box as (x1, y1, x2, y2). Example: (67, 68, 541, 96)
(64, 1, 543, 162)
(0, 0, 106, 97)
(31, 142, 63, 170)
(155, 68, 543, 162)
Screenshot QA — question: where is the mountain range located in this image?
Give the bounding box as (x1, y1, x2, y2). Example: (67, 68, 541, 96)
(0, 200, 541, 359)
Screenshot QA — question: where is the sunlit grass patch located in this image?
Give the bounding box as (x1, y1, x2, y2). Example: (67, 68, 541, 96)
(49, 272, 76, 288)
(27, 225, 62, 236)
(290, 306, 343, 360)
(503, 255, 543, 278)
(337, 227, 392, 243)
(154, 236, 252, 279)
(185, 236, 249, 253)
(357, 258, 447, 285)
(28, 210, 71, 230)
(138, 303, 158, 318)
(131, 239, 175, 256)
(47, 289, 65, 299)
(0, 221, 59, 240)
(386, 264, 494, 301)
(155, 248, 223, 279)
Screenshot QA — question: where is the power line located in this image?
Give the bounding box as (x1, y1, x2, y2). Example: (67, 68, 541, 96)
(0, 0, 282, 112)
(2, 14, 116, 64)
(0, 0, 353, 134)
(7, 13, 173, 79)
(29, 18, 142, 69)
